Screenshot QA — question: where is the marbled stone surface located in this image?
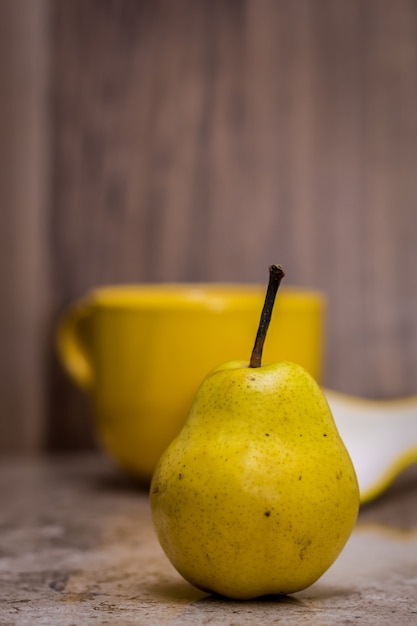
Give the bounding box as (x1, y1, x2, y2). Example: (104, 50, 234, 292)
(0, 454, 416, 625)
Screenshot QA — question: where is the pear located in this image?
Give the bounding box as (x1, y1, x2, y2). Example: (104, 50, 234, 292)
(150, 265, 359, 600)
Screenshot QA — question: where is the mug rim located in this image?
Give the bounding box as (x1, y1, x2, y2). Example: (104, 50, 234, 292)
(87, 283, 325, 311)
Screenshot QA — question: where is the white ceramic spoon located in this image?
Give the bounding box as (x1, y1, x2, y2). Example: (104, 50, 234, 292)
(324, 389, 417, 504)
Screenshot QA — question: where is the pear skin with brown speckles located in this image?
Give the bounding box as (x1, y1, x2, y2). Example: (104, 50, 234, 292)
(150, 360, 359, 600)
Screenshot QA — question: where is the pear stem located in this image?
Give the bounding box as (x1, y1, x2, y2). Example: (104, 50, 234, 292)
(249, 264, 285, 368)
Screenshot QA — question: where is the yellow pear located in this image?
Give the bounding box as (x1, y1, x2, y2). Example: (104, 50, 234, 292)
(150, 266, 359, 600)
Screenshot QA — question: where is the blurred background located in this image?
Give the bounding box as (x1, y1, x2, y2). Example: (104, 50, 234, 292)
(1, 0, 417, 457)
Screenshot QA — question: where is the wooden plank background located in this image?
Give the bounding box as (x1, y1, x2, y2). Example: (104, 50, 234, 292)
(2, 0, 417, 454)
(0, 0, 51, 453)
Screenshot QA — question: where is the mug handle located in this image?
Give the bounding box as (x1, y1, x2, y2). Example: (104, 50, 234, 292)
(55, 299, 94, 391)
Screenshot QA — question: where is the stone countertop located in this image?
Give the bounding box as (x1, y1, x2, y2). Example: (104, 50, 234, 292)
(0, 454, 416, 625)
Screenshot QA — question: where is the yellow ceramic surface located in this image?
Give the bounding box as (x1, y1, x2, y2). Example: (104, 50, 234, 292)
(56, 284, 325, 480)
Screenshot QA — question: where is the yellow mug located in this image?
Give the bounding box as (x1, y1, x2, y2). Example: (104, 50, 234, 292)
(56, 284, 325, 481)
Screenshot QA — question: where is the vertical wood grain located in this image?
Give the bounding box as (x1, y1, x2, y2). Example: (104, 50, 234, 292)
(0, 0, 51, 454)
(2, 0, 417, 452)
(51, 0, 417, 392)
